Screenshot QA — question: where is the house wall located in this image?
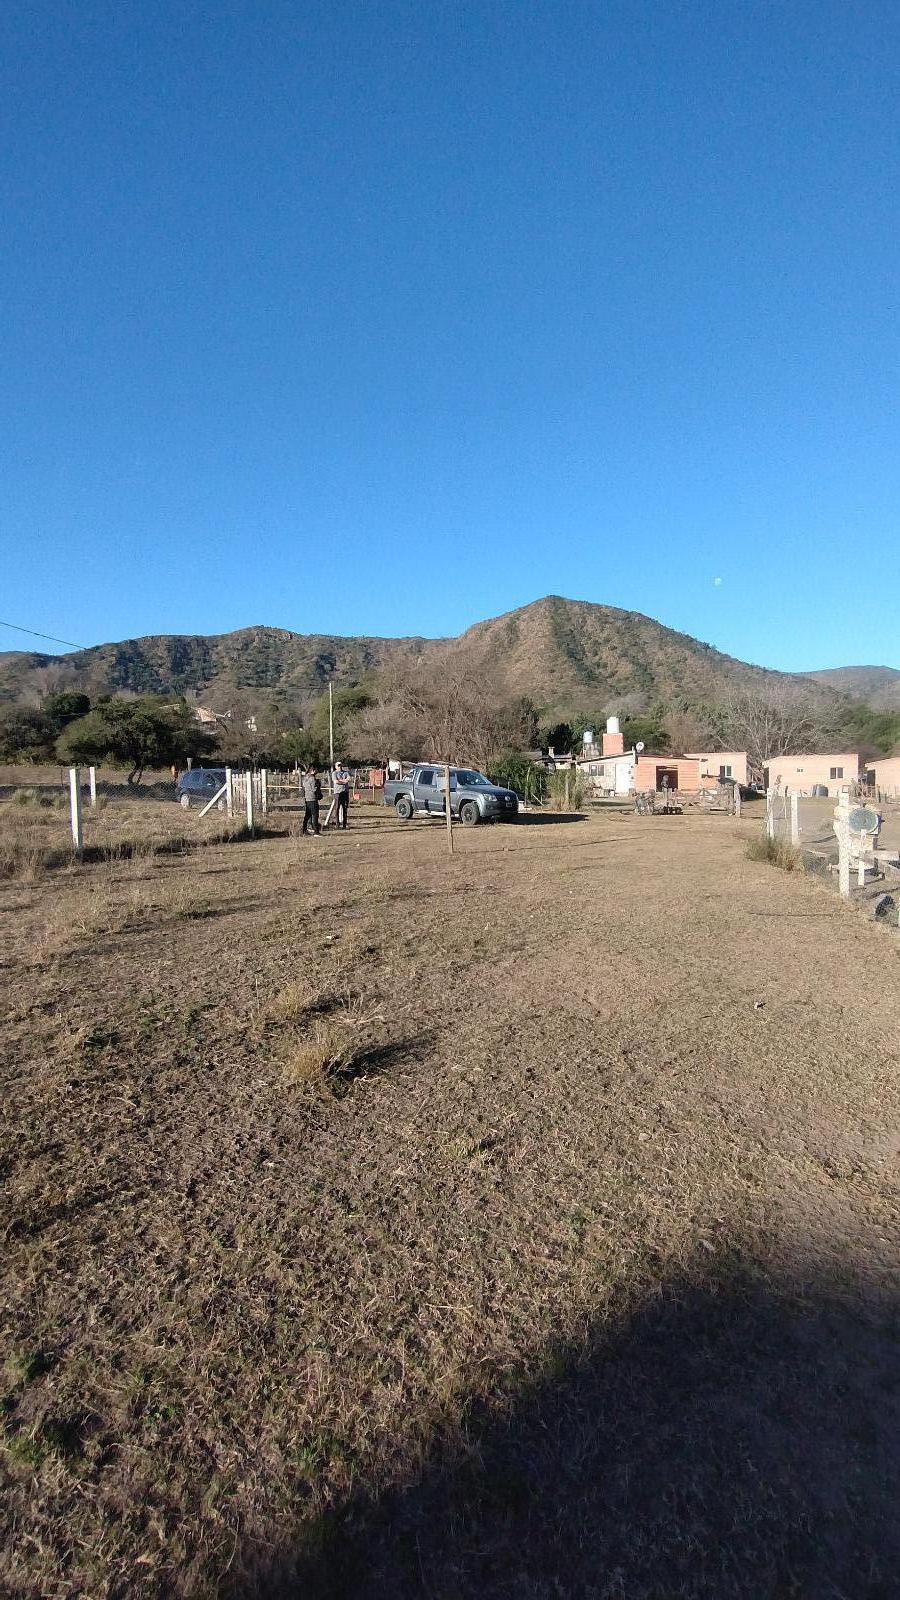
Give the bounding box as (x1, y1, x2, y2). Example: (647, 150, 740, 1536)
(633, 756, 701, 793)
(765, 754, 860, 797)
(577, 754, 635, 794)
(686, 751, 749, 786)
(871, 757, 900, 798)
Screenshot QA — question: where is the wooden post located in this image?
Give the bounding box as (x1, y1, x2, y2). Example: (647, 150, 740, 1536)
(68, 767, 84, 859)
(444, 763, 454, 855)
(328, 682, 334, 769)
(88, 766, 97, 808)
(246, 771, 255, 836)
(564, 770, 570, 811)
(260, 767, 268, 816)
(790, 793, 800, 846)
(734, 786, 741, 818)
(224, 768, 233, 818)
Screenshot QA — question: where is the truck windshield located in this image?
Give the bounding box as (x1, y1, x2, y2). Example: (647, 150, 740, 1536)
(455, 770, 489, 787)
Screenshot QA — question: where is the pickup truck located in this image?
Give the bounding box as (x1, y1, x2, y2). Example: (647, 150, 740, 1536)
(383, 765, 519, 826)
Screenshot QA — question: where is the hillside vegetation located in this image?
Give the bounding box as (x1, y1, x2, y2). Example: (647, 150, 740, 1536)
(1, 597, 897, 756)
(0, 597, 850, 713)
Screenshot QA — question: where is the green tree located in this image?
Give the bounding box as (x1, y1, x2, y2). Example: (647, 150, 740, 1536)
(310, 686, 373, 757)
(0, 708, 56, 763)
(543, 721, 575, 754)
(56, 697, 215, 783)
(488, 751, 549, 801)
(44, 692, 91, 731)
(279, 725, 327, 768)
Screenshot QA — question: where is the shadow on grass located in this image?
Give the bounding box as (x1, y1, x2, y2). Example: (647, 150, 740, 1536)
(233, 1253, 900, 1599)
(513, 812, 587, 826)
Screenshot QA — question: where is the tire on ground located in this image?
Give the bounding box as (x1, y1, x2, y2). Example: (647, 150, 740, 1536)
(459, 800, 480, 827)
(396, 796, 414, 820)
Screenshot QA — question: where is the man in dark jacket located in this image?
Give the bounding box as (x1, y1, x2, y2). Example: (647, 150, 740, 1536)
(301, 767, 321, 835)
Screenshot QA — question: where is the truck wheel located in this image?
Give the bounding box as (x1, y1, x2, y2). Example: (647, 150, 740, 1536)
(179, 793, 191, 809)
(459, 800, 480, 827)
(396, 796, 414, 821)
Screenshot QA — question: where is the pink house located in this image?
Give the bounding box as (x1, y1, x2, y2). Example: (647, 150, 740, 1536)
(870, 757, 900, 798)
(765, 753, 860, 797)
(685, 751, 749, 787)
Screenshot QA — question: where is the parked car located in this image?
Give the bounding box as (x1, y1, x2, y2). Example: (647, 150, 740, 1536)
(176, 767, 227, 809)
(383, 765, 519, 825)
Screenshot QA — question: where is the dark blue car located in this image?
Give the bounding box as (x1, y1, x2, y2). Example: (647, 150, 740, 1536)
(176, 767, 227, 809)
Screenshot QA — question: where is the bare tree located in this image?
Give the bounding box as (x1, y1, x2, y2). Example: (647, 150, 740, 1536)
(347, 661, 527, 771)
(722, 688, 818, 775)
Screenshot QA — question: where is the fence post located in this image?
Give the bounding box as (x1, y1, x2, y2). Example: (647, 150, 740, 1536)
(444, 763, 454, 855)
(835, 791, 851, 900)
(790, 794, 800, 846)
(765, 787, 775, 840)
(69, 767, 84, 859)
(88, 766, 97, 808)
(246, 772, 255, 836)
(225, 767, 233, 819)
(734, 786, 741, 818)
(260, 768, 268, 816)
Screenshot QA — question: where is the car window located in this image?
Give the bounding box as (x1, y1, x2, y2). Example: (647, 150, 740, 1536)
(418, 770, 435, 787)
(455, 770, 489, 787)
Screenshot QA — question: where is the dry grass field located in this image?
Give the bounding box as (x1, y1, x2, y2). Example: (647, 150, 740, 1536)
(2, 786, 900, 1598)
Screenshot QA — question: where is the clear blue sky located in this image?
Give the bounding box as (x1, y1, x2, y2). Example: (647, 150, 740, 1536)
(2, 0, 897, 671)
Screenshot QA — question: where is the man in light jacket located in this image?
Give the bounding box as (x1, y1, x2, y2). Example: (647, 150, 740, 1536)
(332, 759, 351, 831)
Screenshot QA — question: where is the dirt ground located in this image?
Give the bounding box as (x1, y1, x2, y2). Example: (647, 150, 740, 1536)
(2, 794, 900, 1599)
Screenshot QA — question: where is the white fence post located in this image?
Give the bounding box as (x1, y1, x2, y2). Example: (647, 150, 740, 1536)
(260, 768, 268, 816)
(69, 767, 84, 859)
(734, 786, 741, 818)
(834, 791, 851, 900)
(765, 787, 775, 841)
(790, 794, 800, 846)
(88, 766, 97, 808)
(246, 772, 255, 836)
(225, 767, 233, 818)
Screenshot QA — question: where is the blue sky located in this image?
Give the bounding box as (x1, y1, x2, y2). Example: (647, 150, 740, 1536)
(1, 0, 897, 671)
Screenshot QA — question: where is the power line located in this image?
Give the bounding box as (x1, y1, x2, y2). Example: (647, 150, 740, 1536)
(0, 620, 87, 651)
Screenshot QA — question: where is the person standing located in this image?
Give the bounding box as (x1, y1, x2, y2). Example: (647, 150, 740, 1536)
(332, 758, 351, 830)
(301, 766, 321, 835)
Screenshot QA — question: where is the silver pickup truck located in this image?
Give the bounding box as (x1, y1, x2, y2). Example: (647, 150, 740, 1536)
(383, 765, 519, 826)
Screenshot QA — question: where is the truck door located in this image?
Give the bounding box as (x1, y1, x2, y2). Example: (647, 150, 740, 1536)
(416, 769, 436, 811)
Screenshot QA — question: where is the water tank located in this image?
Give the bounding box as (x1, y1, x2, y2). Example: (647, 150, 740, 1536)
(583, 730, 594, 747)
(606, 715, 621, 735)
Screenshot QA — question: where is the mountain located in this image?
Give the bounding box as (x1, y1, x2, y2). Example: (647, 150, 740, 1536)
(0, 596, 892, 723)
(800, 666, 900, 711)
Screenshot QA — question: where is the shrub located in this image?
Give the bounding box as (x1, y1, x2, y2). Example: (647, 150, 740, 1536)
(746, 836, 803, 872)
(488, 752, 548, 803)
(548, 769, 587, 812)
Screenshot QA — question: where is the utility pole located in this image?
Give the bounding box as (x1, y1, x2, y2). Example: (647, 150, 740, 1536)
(328, 681, 334, 768)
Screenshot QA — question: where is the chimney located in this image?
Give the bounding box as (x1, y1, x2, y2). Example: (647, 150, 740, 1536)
(602, 715, 624, 757)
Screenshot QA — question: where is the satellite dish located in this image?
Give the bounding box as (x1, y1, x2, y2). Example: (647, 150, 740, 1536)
(849, 805, 880, 835)
(635, 741, 645, 753)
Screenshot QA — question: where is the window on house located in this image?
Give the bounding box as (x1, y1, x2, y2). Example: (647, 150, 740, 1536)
(830, 766, 843, 781)
(719, 764, 732, 779)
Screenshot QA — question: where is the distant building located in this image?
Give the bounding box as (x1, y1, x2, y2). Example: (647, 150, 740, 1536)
(869, 756, 900, 798)
(685, 750, 750, 788)
(765, 753, 860, 796)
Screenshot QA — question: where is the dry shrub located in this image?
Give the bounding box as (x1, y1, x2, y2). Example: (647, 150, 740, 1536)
(282, 1020, 349, 1087)
(267, 976, 330, 1022)
(745, 836, 803, 872)
(0, 833, 49, 882)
